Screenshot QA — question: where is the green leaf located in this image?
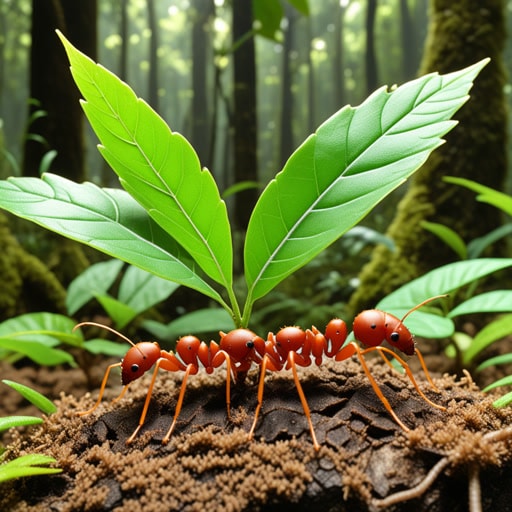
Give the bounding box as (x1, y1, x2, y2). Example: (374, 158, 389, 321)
(449, 290, 512, 318)
(0, 454, 61, 483)
(492, 391, 512, 408)
(94, 294, 137, 330)
(444, 176, 512, 216)
(467, 224, 512, 259)
(244, 59, 489, 307)
(421, 220, 467, 260)
(287, 0, 310, 16)
(2, 380, 56, 415)
(477, 352, 512, 372)
(376, 258, 512, 338)
(0, 416, 43, 432)
(66, 259, 124, 315)
(464, 313, 512, 365)
(83, 338, 128, 357)
(58, 31, 233, 292)
(0, 339, 75, 366)
(0, 173, 224, 306)
(142, 308, 235, 343)
(118, 265, 180, 315)
(253, 0, 283, 40)
(0, 312, 80, 346)
(483, 375, 512, 393)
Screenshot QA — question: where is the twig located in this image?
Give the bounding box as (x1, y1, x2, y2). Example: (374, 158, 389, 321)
(468, 463, 482, 512)
(372, 457, 450, 509)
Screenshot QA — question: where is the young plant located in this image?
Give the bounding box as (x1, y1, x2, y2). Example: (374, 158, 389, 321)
(0, 33, 489, 331)
(0, 380, 60, 482)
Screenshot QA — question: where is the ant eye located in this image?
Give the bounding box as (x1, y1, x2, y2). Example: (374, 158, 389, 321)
(390, 332, 399, 343)
(246, 341, 255, 349)
(131, 364, 139, 373)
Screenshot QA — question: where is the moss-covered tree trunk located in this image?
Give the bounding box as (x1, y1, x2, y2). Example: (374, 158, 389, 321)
(0, 213, 66, 321)
(349, 0, 507, 312)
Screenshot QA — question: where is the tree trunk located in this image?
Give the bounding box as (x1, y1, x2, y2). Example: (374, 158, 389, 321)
(191, 0, 215, 168)
(232, 0, 258, 233)
(147, 0, 159, 113)
(349, 0, 507, 313)
(279, 5, 296, 168)
(400, 0, 417, 80)
(0, 213, 66, 321)
(23, 0, 97, 182)
(332, 0, 347, 109)
(365, 0, 378, 94)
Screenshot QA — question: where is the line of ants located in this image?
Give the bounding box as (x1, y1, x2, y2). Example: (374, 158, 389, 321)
(75, 295, 447, 451)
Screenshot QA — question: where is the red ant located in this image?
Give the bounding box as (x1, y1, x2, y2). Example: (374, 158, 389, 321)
(75, 295, 446, 449)
(74, 322, 265, 444)
(248, 295, 448, 451)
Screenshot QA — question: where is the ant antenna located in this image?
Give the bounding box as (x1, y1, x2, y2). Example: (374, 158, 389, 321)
(399, 294, 449, 324)
(73, 321, 146, 358)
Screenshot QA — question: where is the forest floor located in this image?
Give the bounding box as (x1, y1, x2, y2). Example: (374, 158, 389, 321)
(1, 351, 512, 512)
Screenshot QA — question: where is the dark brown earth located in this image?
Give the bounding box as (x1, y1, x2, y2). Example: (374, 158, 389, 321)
(1, 356, 512, 512)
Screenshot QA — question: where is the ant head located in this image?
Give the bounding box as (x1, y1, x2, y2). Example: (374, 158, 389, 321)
(385, 319, 415, 356)
(121, 341, 161, 385)
(73, 321, 162, 385)
(219, 329, 265, 362)
(274, 326, 306, 356)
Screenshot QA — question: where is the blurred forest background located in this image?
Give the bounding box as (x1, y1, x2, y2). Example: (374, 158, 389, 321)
(0, 0, 511, 329)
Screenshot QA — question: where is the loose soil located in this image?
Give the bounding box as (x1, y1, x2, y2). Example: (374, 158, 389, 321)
(1, 356, 512, 512)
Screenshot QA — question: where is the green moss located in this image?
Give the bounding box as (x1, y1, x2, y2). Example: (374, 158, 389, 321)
(0, 213, 66, 321)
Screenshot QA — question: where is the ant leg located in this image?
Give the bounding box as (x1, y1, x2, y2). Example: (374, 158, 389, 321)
(288, 353, 320, 451)
(162, 364, 194, 445)
(78, 362, 122, 416)
(355, 345, 410, 432)
(248, 356, 269, 441)
(126, 360, 163, 444)
(112, 384, 130, 403)
(415, 348, 441, 392)
(363, 346, 445, 411)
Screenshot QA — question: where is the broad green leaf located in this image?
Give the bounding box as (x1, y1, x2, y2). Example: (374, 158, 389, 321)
(66, 259, 124, 315)
(464, 313, 512, 365)
(83, 339, 128, 357)
(0, 174, 224, 305)
(377, 259, 512, 311)
(449, 290, 512, 318)
(0, 416, 43, 432)
(421, 221, 467, 260)
(118, 265, 180, 315)
(244, 59, 489, 305)
(0, 454, 61, 482)
(376, 259, 512, 338)
(58, 32, 233, 291)
(142, 308, 235, 343)
(0, 339, 75, 366)
(444, 176, 512, 216)
(0, 313, 80, 346)
(94, 294, 137, 330)
(2, 380, 56, 415)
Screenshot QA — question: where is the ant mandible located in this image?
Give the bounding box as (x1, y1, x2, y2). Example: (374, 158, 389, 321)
(248, 295, 448, 451)
(74, 322, 265, 444)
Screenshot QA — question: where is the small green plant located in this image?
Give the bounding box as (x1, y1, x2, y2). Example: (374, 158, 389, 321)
(0, 380, 60, 482)
(0, 33, 489, 333)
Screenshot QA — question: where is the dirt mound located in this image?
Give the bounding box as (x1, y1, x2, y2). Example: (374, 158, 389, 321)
(1, 358, 512, 511)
